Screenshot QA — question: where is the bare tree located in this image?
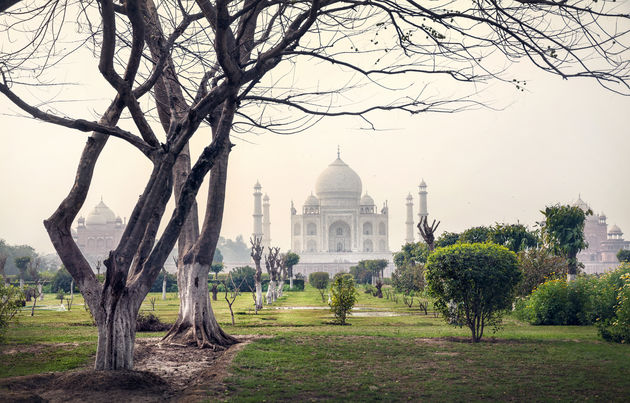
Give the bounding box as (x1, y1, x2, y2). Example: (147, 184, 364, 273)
(250, 236, 264, 310)
(264, 247, 280, 304)
(1, 0, 629, 370)
(418, 217, 440, 252)
(276, 254, 288, 299)
(224, 273, 245, 325)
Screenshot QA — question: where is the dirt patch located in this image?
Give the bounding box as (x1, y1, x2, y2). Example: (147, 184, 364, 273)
(0, 342, 80, 356)
(0, 335, 263, 402)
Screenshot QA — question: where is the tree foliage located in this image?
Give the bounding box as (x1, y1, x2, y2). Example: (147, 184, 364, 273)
(0, 280, 23, 341)
(285, 252, 300, 278)
(459, 226, 492, 244)
(489, 224, 539, 253)
(541, 205, 591, 278)
(435, 232, 461, 248)
(309, 271, 329, 303)
(617, 249, 630, 263)
(516, 247, 568, 297)
(392, 263, 425, 296)
(330, 274, 358, 325)
(426, 243, 521, 342)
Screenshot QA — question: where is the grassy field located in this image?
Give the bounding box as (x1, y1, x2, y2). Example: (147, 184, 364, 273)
(2, 285, 630, 401)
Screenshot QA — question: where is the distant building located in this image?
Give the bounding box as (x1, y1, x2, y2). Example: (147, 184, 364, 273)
(254, 151, 396, 277)
(574, 196, 630, 274)
(73, 198, 126, 268)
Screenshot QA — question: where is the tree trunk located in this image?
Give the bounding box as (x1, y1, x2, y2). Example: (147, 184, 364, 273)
(266, 280, 275, 304)
(255, 281, 263, 310)
(38, 282, 43, 301)
(277, 281, 284, 298)
(289, 276, 293, 290)
(70, 279, 74, 299)
(162, 273, 167, 300)
(94, 298, 140, 370)
(162, 262, 236, 347)
(19, 277, 23, 290)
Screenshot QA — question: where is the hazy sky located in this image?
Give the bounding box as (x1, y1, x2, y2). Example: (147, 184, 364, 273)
(1, 44, 629, 256)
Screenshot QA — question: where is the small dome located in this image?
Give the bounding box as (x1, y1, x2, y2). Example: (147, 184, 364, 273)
(254, 181, 261, 190)
(263, 194, 270, 202)
(406, 193, 413, 200)
(419, 179, 427, 188)
(85, 200, 117, 226)
(573, 195, 590, 211)
(315, 157, 362, 200)
(304, 193, 319, 206)
(360, 193, 375, 206)
(609, 224, 623, 235)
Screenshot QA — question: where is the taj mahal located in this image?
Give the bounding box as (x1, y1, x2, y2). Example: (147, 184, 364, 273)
(252, 151, 428, 278)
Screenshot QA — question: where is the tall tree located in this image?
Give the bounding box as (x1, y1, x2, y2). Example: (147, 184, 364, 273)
(2, 0, 630, 370)
(541, 204, 591, 281)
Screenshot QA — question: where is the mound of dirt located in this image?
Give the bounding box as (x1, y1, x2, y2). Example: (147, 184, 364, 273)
(0, 335, 263, 402)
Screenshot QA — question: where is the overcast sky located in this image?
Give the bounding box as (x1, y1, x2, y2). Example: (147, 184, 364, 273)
(1, 44, 629, 257)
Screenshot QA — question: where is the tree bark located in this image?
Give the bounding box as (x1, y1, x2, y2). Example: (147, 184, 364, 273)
(162, 262, 235, 347)
(94, 296, 141, 370)
(255, 281, 263, 310)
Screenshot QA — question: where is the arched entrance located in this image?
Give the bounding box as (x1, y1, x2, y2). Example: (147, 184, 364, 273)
(328, 220, 351, 252)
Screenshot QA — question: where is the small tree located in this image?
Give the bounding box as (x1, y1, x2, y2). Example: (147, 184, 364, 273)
(285, 252, 300, 289)
(0, 280, 23, 341)
(330, 274, 358, 325)
(426, 243, 521, 342)
(210, 263, 224, 280)
(309, 272, 330, 303)
(14, 256, 30, 290)
(517, 247, 568, 297)
(224, 274, 245, 326)
(542, 205, 591, 281)
(617, 250, 630, 263)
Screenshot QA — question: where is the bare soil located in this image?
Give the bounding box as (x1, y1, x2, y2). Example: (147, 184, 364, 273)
(0, 335, 262, 402)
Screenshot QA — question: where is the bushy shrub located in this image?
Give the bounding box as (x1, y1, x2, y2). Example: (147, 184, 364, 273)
(290, 279, 305, 291)
(594, 264, 630, 343)
(309, 272, 330, 303)
(515, 277, 595, 325)
(426, 243, 521, 342)
(0, 280, 24, 341)
(330, 274, 358, 325)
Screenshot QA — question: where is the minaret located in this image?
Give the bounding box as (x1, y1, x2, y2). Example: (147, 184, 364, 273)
(252, 181, 263, 242)
(262, 194, 271, 249)
(405, 193, 415, 244)
(418, 179, 428, 222)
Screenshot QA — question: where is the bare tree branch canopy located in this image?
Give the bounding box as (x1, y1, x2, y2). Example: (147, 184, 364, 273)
(1, 0, 629, 370)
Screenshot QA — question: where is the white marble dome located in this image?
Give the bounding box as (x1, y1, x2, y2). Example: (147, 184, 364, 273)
(360, 193, 375, 206)
(86, 200, 117, 226)
(315, 157, 362, 200)
(609, 224, 623, 236)
(305, 193, 319, 206)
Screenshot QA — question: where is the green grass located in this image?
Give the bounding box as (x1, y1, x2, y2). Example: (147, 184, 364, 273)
(2, 284, 629, 401)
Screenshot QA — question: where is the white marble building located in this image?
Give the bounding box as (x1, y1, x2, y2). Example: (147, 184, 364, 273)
(73, 198, 126, 268)
(286, 152, 393, 277)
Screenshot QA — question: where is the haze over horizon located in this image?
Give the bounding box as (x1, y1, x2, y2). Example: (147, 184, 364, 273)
(1, 61, 629, 257)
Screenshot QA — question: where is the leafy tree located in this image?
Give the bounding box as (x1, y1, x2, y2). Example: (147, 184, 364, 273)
(617, 249, 630, 263)
(210, 263, 224, 280)
(309, 272, 330, 303)
(516, 248, 568, 297)
(149, 271, 177, 293)
(392, 264, 425, 296)
(0, 281, 24, 341)
(14, 256, 30, 283)
(459, 226, 492, 244)
(51, 266, 75, 293)
(330, 274, 358, 325)
(426, 243, 521, 342)
(435, 232, 460, 248)
(349, 264, 372, 285)
(541, 205, 591, 281)
(285, 252, 300, 289)
(489, 223, 539, 253)
(229, 266, 256, 292)
(393, 242, 430, 268)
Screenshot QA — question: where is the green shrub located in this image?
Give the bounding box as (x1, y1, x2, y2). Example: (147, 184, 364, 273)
(0, 279, 24, 341)
(330, 274, 358, 325)
(290, 279, 305, 291)
(426, 243, 521, 342)
(595, 264, 630, 343)
(309, 272, 330, 303)
(516, 277, 595, 325)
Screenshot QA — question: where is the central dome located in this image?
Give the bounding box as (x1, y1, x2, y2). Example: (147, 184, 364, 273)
(315, 157, 362, 200)
(85, 200, 117, 226)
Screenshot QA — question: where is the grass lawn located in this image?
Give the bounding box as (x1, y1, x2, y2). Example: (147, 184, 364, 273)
(2, 284, 629, 401)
